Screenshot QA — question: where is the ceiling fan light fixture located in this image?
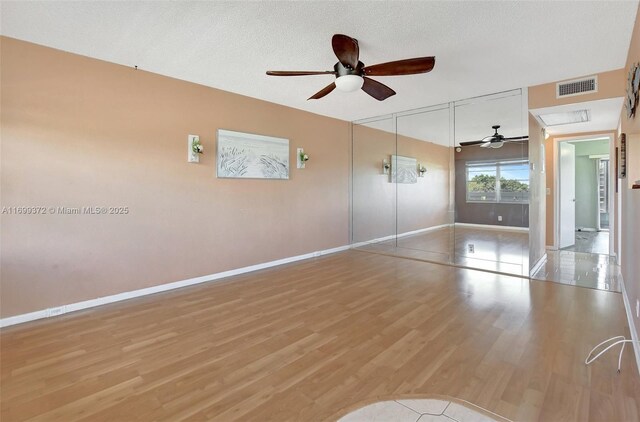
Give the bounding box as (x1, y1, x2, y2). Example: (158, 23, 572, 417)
(485, 140, 504, 149)
(335, 75, 364, 92)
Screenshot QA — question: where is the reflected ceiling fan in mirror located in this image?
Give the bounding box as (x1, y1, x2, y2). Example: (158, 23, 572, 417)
(266, 34, 435, 101)
(459, 125, 528, 149)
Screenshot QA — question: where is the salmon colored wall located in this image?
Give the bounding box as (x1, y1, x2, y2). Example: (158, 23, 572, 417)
(352, 123, 450, 242)
(619, 3, 640, 360)
(0, 37, 350, 317)
(352, 123, 396, 242)
(396, 137, 450, 234)
(621, 6, 640, 137)
(529, 68, 625, 109)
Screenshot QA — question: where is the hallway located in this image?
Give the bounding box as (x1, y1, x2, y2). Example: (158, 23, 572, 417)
(561, 231, 610, 255)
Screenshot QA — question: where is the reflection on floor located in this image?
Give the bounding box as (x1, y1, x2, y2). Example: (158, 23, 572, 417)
(531, 250, 621, 292)
(338, 399, 504, 422)
(453, 227, 528, 276)
(355, 225, 529, 276)
(561, 230, 609, 255)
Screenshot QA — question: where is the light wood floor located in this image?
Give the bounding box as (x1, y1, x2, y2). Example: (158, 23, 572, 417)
(357, 226, 529, 276)
(2, 251, 639, 421)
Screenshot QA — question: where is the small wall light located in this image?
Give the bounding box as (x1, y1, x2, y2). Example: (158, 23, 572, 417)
(297, 148, 309, 169)
(418, 164, 427, 177)
(188, 135, 203, 163)
(382, 159, 390, 175)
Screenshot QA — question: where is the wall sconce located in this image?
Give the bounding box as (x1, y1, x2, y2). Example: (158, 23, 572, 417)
(382, 159, 390, 175)
(188, 134, 203, 163)
(418, 164, 427, 177)
(297, 148, 309, 169)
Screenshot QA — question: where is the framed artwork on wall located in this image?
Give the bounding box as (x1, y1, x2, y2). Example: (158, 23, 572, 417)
(216, 129, 289, 180)
(619, 133, 627, 179)
(391, 155, 418, 184)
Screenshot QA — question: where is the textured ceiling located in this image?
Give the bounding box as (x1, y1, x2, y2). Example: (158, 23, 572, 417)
(1, 1, 638, 122)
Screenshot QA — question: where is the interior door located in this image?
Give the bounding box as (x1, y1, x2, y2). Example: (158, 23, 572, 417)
(559, 142, 576, 248)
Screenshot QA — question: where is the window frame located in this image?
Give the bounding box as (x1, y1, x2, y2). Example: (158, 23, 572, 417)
(465, 159, 530, 204)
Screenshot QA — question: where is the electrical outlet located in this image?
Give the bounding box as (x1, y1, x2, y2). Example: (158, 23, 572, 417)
(546, 188, 551, 195)
(498, 216, 503, 222)
(468, 244, 474, 253)
(636, 299, 639, 318)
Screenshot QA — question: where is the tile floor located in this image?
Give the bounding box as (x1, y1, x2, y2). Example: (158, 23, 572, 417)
(561, 230, 609, 255)
(530, 249, 621, 292)
(338, 399, 505, 422)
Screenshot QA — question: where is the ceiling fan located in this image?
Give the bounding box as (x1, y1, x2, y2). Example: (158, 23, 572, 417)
(459, 125, 528, 149)
(266, 34, 435, 101)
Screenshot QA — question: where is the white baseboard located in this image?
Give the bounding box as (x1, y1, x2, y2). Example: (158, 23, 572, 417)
(0, 244, 351, 328)
(454, 222, 529, 232)
(620, 278, 640, 376)
(530, 253, 548, 276)
(350, 223, 451, 249)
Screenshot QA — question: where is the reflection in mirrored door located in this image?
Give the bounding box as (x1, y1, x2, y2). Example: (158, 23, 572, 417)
(394, 105, 454, 264)
(453, 90, 529, 275)
(351, 89, 531, 278)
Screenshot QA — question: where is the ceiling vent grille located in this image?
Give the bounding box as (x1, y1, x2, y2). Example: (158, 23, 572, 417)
(556, 76, 598, 98)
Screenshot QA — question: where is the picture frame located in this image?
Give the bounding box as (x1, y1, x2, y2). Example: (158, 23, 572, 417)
(619, 133, 627, 179)
(391, 155, 418, 184)
(216, 129, 289, 180)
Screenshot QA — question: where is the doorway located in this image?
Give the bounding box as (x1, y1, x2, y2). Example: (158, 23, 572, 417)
(556, 135, 614, 256)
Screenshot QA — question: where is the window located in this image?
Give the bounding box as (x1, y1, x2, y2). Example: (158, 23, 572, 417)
(466, 160, 529, 203)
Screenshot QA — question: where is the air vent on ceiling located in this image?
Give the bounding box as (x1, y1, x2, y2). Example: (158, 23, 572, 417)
(556, 76, 598, 98)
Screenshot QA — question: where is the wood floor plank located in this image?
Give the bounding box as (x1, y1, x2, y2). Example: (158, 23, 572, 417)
(2, 250, 639, 421)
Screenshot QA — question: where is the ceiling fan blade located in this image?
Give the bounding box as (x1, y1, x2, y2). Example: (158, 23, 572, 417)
(459, 140, 484, 147)
(361, 77, 396, 101)
(308, 82, 336, 100)
(267, 70, 336, 76)
(332, 34, 359, 69)
(503, 136, 529, 141)
(364, 57, 435, 76)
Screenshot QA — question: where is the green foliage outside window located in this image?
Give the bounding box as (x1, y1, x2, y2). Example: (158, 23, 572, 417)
(468, 175, 528, 193)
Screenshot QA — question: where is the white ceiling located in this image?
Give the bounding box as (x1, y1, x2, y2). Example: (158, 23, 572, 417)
(530, 97, 624, 136)
(1, 1, 638, 122)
